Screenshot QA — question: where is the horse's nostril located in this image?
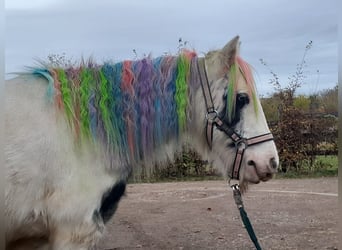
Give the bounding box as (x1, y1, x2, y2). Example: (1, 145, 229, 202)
(270, 157, 278, 169)
(247, 160, 256, 167)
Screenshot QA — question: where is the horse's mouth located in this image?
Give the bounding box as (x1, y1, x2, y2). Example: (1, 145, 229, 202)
(247, 165, 274, 184)
(260, 173, 274, 182)
(239, 166, 273, 193)
(256, 170, 274, 183)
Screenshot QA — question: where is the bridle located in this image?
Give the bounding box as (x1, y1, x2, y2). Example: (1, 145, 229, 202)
(197, 58, 274, 180)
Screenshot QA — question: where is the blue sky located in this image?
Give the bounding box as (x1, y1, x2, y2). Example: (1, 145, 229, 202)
(5, 0, 338, 96)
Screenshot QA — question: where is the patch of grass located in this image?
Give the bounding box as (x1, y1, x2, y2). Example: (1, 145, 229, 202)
(130, 175, 222, 184)
(275, 155, 338, 179)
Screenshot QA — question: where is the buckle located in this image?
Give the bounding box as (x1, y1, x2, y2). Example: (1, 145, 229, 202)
(205, 110, 218, 122)
(228, 178, 240, 187)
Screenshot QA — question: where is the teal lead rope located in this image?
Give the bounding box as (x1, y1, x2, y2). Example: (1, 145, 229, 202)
(231, 184, 262, 250)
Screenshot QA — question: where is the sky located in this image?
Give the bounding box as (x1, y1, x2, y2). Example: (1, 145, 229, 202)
(5, 0, 338, 96)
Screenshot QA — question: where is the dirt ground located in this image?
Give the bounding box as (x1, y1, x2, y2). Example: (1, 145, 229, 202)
(97, 177, 338, 250)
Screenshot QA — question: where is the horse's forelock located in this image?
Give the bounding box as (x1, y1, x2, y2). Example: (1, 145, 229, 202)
(236, 56, 259, 117)
(225, 56, 259, 123)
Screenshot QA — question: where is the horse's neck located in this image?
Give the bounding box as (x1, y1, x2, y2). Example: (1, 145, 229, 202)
(185, 78, 209, 152)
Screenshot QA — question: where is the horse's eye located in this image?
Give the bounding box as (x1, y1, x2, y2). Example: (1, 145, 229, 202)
(237, 93, 249, 106)
(223, 87, 228, 100)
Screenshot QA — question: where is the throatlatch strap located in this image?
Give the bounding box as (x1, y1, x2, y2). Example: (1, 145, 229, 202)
(198, 58, 216, 149)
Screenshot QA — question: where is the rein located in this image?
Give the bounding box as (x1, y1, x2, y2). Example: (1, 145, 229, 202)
(231, 183, 262, 250)
(197, 58, 274, 180)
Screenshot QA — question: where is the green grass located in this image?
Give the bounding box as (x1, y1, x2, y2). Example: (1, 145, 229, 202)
(129, 175, 223, 184)
(275, 155, 338, 179)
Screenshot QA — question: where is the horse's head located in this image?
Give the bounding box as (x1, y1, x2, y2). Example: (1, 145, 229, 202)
(201, 36, 279, 190)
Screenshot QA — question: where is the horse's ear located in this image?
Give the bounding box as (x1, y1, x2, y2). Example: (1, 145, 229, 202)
(220, 36, 240, 67)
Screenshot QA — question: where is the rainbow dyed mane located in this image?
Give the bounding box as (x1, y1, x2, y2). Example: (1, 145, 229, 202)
(32, 51, 198, 164)
(31, 51, 257, 166)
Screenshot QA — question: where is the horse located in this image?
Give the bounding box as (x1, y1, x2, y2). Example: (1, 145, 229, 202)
(5, 36, 279, 249)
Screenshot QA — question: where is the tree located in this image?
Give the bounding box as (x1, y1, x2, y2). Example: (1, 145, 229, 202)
(260, 41, 314, 172)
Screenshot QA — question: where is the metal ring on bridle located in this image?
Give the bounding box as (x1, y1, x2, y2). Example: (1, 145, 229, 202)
(205, 110, 218, 121)
(235, 138, 247, 149)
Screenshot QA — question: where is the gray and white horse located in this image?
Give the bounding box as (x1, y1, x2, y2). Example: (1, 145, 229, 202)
(5, 36, 278, 249)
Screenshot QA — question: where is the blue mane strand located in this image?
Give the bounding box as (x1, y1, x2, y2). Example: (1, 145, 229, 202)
(101, 63, 122, 151)
(32, 68, 55, 101)
(113, 62, 129, 156)
(161, 57, 178, 141)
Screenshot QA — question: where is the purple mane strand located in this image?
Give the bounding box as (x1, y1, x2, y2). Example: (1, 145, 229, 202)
(86, 67, 98, 140)
(135, 58, 156, 158)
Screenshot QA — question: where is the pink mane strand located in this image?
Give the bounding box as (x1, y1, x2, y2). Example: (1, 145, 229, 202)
(236, 56, 255, 86)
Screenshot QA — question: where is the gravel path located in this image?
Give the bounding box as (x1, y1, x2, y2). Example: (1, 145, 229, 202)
(97, 177, 338, 250)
